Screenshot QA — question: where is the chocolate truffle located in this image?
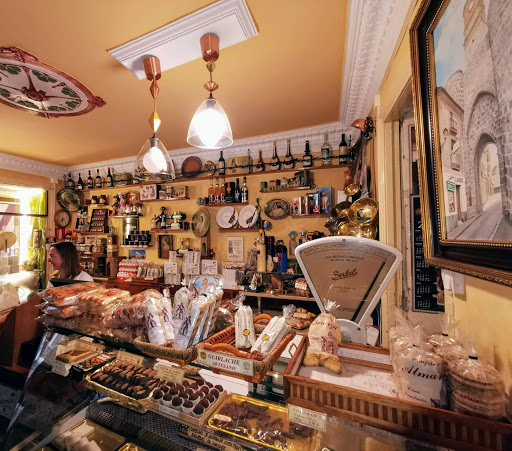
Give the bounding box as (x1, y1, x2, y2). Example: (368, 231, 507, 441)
(185, 388, 195, 397)
(183, 400, 193, 408)
(195, 390, 205, 398)
(182, 380, 190, 387)
(206, 381, 213, 388)
(206, 394, 215, 403)
(200, 385, 209, 394)
(171, 397, 183, 407)
(189, 393, 199, 402)
(160, 384, 170, 393)
(214, 384, 224, 392)
(178, 390, 188, 400)
(193, 405, 205, 416)
(169, 388, 179, 396)
(175, 384, 184, 391)
(196, 379, 205, 386)
(199, 399, 209, 409)
(189, 383, 199, 390)
(153, 389, 164, 400)
(210, 388, 220, 399)
(166, 382, 176, 388)
(163, 393, 173, 402)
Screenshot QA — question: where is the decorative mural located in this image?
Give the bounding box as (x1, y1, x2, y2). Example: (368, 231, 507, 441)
(0, 47, 105, 118)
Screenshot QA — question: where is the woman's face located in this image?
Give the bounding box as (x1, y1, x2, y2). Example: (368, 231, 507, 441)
(48, 247, 63, 271)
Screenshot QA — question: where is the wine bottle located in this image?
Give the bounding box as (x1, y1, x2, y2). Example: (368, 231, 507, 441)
(87, 170, 94, 189)
(215, 178, 220, 203)
(302, 140, 313, 168)
(338, 133, 349, 165)
(106, 167, 114, 187)
(256, 149, 266, 172)
(208, 179, 214, 204)
(234, 178, 241, 203)
(247, 149, 253, 174)
(95, 169, 103, 189)
(270, 141, 281, 170)
(241, 176, 248, 203)
(321, 133, 331, 165)
(220, 177, 226, 203)
(66, 172, 75, 189)
(218, 151, 226, 176)
(283, 139, 294, 169)
(63, 174, 67, 187)
(77, 173, 85, 191)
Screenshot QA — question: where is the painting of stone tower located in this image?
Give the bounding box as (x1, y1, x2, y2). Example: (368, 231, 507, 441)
(433, 0, 512, 241)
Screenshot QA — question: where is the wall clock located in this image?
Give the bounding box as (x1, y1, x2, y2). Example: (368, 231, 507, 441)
(54, 209, 71, 228)
(0, 47, 105, 118)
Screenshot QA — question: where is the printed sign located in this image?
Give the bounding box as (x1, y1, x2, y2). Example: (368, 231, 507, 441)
(117, 350, 144, 367)
(156, 364, 185, 383)
(201, 259, 219, 275)
(196, 350, 254, 376)
(288, 405, 327, 431)
(338, 347, 390, 365)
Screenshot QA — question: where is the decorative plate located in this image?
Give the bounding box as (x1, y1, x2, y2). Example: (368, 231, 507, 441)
(203, 160, 216, 176)
(238, 205, 258, 228)
(181, 156, 202, 178)
(192, 207, 210, 237)
(0, 47, 105, 118)
(264, 198, 290, 220)
(126, 190, 140, 205)
(57, 189, 81, 212)
(216, 206, 238, 229)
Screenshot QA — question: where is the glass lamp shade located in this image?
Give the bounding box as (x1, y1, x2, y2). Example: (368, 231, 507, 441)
(133, 136, 175, 182)
(187, 96, 233, 149)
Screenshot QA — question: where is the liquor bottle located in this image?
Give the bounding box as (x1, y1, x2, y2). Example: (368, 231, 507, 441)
(87, 170, 94, 189)
(338, 133, 349, 165)
(283, 139, 294, 169)
(95, 169, 103, 189)
(275, 239, 288, 273)
(234, 178, 241, 203)
(348, 135, 352, 147)
(225, 181, 234, 203)
(241, 177, 248, 203)
(302, 140, 313, 168)
(218, 150, 226, 176)
(106, 167, 114, 187)
(321, 133, 331, 165)
(256, 149, 266, 172)
(220, 177, 226, 203)
(77, 173, 85, 191)
(208, 179, 214, 204)
(214, 178, 220, 203)
(269, 141, 281, 170)
(66, 173, 75, 189)
(247, 149, 253, 174)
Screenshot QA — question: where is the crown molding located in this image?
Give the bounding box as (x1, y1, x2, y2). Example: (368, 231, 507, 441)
(109, 0, 258, 80)
(0, 151, 66, 179)
(339, 0, 412, 126)
(67, 121, 354, 179)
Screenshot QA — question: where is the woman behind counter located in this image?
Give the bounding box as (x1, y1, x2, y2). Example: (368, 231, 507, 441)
(47, 242, 93, 288)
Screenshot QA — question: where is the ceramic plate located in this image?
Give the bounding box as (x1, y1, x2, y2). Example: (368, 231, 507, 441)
(264, 198, 290, 220)
(238, 205, 258, 228)
(216, 206, 238, 229)
(181, 156, 202, 178)
(203, 160, 216, 176)
(192, 207, 210, 237)
(57, 189, 81, 212)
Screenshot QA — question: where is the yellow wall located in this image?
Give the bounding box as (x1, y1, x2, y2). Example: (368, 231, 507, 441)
(76, 154, 346, 264)
(0, 168, 55, 187)
(375, 0, 512, 409)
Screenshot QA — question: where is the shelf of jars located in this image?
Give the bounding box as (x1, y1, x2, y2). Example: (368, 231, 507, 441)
(139, 197, 190, 202)
(150, 228, 189, 233)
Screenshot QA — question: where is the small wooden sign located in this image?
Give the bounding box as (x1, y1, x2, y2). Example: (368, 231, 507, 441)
(117, 350, 144, 367)
(156, 364, 185, 383)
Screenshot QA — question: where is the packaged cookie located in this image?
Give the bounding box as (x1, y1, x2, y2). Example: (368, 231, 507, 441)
(251, 305, 293, 357)
(156, 288, 174, 340)
(303, 301, 342, 373)
(144, 300, 168, 345)
(173, 287, 191, 320)
(234, 295, 255, 349)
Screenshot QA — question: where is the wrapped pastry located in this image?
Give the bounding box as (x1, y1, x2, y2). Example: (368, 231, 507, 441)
(77, 288, 131, 315)
(43, 282, 102, 307)
(175, 295, 210, 349)
(303, 301, 342, 373)
(251, 305, 293, 357)
(144, 299, 168, 345)
(173, 287, 191, 320)
(156, 288, 174, 340)
(234, 295, 255, 349)
(39, 302, 82, 319)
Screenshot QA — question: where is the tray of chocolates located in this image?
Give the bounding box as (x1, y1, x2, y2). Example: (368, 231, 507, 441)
(208, 394, 317, 450)
(86, 361, 161, 412)
(148, 377, 227, 426)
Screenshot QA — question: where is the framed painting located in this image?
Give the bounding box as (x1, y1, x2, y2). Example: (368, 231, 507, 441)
(411, 0, 512, 285)
(158, 234, 173, 259)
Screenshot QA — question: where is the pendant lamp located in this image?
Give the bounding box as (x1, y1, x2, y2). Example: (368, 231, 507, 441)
(187, 33, 233, 149)
(134, 56, 175, 182)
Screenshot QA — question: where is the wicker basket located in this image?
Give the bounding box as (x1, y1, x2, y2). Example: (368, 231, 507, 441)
(196, 314, 295, 383)
(284, 337, 512, 451)
(132, 336, 197, 366)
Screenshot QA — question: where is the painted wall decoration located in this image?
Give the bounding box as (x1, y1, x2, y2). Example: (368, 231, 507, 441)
(0, 47, 105, 118)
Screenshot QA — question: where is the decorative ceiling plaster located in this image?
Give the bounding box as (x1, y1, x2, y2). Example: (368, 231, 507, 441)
(0, 151, 66, 179)
(338, 0, 412, 126)
(0, 47, 105, 118)
(109, 0, 258, 80)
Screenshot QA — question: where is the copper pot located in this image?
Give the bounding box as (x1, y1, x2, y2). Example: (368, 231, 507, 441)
(348, 198, 378, 225)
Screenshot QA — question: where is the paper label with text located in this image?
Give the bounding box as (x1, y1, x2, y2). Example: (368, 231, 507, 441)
(159, 404, 179, 417)
(196, 350, 254, 376)
(117, 350, 144, 367)
(288, 405, 327, 431)
(156, 364, 185, 383)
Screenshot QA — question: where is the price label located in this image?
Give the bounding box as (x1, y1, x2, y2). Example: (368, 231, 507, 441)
(288, 405, 327, 431)
(117, 350, 144, 367)
(156, 364, 185, 383)
(159, 404, 179, 417)
(293, 312, 308, 319)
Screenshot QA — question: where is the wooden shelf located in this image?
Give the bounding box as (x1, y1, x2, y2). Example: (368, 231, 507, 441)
(120, 245, 153, 249)
(78, 231, 108, 235)
(205, 202, 248, 207)
(260, 186, 314, 193)
(140, 197, 189, 202)
(218, 227, 260, 232)
(150, 228, 189, 233)
(110, 215, 143, 218)
(82, 252, 106, 256)
(291, 214, 330, 218)
(239, 291, 316, 302)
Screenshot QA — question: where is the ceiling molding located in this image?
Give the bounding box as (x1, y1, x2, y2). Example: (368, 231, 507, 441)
(67, 121, 353, 179)
(339, 0, 411, 126)
(109, 0, 258, 80)
(0, 151, 66, 179)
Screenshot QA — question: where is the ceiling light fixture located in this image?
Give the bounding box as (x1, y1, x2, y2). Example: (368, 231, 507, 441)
(187, 33, 233, 149)
(134, 56, 175, 182)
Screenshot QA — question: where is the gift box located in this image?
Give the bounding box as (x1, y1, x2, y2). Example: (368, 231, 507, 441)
(140, 184, 160, 201)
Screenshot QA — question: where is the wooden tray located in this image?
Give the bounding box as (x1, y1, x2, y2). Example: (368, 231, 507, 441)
(196, 314, 295, 383)
(284, 337, 512, 451)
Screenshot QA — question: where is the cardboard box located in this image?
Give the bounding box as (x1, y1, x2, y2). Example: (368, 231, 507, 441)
(201, 260, 219, 275)
(315, 187, 332, 214)
(307, 192, 321, 214)
(171, 185, 189, 199)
